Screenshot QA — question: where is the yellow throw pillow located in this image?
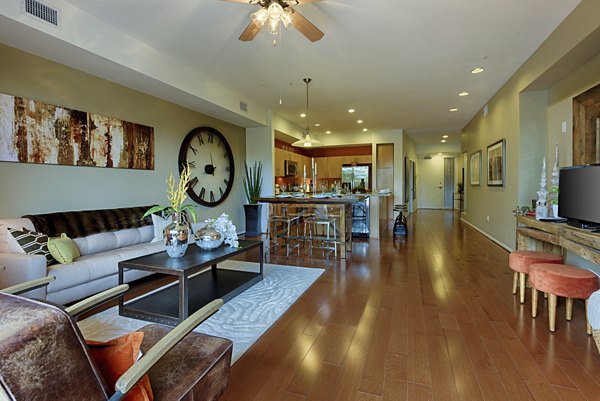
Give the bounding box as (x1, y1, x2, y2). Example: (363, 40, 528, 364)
(47, 233, 81, 264)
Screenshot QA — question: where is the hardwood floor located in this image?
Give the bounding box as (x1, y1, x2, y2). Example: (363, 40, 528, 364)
(220, 209, 600, 401)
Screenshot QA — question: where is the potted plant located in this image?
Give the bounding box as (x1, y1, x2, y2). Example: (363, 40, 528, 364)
(143, 164, 197, 257)
(243, 161, 263, 237)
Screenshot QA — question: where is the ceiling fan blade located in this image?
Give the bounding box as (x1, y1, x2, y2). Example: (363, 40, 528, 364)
(285, 0, 323, 4)
(239, 19, 263, 41)
(219, 0, 256, 4)
(289, 9, 324, 42)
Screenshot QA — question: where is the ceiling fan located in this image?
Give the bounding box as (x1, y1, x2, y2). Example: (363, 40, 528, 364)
(222, 0, 324, 42)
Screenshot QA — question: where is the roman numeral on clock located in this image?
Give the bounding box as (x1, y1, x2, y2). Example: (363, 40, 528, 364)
(189, 177, 198, 189)
(219, 187, 224, 198)
(199, 187, 206, 200)
(210, 191, 215, 203)
(223, 179, 229, 186)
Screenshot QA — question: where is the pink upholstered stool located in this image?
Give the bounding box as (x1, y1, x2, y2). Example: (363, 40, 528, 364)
(508, 250, 562, 304)
(529, 263, 599, 333)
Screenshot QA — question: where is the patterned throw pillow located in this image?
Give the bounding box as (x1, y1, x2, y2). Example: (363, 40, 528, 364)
(8, 227, 56, 266)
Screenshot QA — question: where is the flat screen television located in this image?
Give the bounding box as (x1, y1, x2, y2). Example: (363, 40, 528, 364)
(558, 164, 600, 228)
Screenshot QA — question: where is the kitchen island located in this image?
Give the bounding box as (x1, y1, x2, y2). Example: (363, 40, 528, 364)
(257, 195, 366, 258)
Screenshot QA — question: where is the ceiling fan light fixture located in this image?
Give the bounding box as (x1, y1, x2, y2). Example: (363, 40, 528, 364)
(281, 9, 293, 27)
(268, 18, 279, 34)
(251, 8, 268, 25)
(266, 2, 289, 34)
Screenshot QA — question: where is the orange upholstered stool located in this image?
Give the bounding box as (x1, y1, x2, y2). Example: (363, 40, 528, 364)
(529, 263, 599, 333)
(508, 250, 563, 304)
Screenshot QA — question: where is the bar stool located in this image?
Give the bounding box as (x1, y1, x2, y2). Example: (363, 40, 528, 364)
(530, 263, 599, 333)
(266, 205, 301, 257)
(305, 205, 338, 258)
(393, 204, 408, 237)
(508, 250, 562, 303)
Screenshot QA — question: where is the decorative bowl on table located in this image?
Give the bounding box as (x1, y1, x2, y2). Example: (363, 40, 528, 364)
(194, 227, 223, 250)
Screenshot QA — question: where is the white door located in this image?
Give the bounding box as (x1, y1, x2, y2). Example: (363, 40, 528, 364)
(419, 156, 444, 209)
(443, 157, 455, 209)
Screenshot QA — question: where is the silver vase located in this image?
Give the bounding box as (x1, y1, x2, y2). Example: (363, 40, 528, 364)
(195, 227, 224, 250)
(164, 213, 189, 258)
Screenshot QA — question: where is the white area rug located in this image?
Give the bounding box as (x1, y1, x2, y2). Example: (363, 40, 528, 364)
(78, 261, 324, 363)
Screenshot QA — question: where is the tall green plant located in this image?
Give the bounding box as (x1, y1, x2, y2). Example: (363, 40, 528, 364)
(243, 161, 263, 204)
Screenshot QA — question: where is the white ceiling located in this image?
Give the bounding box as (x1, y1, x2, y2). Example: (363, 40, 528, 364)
(1, 0, 582, 145)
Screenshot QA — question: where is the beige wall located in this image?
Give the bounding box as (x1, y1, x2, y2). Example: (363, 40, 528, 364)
(0, 44, 248, 229)
(461, 0, 600, 249)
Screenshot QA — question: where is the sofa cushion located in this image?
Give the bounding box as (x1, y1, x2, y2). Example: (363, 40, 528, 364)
(47, 242, 165, 294)
(74, 226, 154, 257)
(74, 232, 118, 256)
(8, 227, 56, 266)
(151, 214, 170, 243)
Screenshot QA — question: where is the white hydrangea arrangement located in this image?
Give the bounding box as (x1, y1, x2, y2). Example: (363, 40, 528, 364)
(204, 213, 239, 248)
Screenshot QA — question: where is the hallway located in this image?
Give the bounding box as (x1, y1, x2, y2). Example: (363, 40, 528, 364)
(223, 210, 600, 401)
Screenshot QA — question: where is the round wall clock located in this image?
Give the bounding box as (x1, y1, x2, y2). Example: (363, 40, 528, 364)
(178, 127, 235, 207)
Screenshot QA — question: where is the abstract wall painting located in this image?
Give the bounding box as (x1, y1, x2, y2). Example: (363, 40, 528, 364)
(487, 139, 505, 187)
(0, 93, 154, 170)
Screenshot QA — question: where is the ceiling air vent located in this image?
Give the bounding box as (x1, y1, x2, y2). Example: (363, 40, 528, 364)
(23, 0, 59, 26)
(239, 101, 248, 112)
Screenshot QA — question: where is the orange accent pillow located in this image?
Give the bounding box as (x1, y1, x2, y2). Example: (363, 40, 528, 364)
(86, 332, 154, 401)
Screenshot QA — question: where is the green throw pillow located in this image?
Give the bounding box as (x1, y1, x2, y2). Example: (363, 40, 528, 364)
(47, 233, 81, 264)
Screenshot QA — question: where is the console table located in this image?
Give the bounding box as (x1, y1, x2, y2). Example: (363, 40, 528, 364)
(118, 240, 263, 326)
(516, 216, 600, 266)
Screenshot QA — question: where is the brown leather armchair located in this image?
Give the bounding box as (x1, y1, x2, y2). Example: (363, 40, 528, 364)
(0, 292, 232, 401)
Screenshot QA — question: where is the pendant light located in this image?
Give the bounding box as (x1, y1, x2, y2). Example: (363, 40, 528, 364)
(292, 78, 321, 147)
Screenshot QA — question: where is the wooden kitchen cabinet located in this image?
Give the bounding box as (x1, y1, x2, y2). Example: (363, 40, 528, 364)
(274, 148, 285, 176)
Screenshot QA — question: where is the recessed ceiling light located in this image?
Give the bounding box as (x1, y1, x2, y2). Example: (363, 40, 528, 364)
(300, 113, 306, 118)
(471, 67, 485, 74)
(442, 135, 449, 138)
(326, 130, 331, 134)
(441, 139, 447, 143)
(458, 91, 469, 97)
(315, 123, 320, 127)
(438, 152, 443, 155)
(362, 128, 368, 132)
(450, 108, 459, 112)
(357, 120, 363, 124)
(348, 109, 355, 113)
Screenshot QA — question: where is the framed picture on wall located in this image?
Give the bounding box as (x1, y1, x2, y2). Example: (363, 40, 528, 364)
(411, 160, 416, 200)
(487, 139, 506, 186)
(470, 150, 481, 186)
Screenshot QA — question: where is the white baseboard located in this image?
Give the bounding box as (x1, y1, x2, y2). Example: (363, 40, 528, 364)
(460, 218, 513, 252)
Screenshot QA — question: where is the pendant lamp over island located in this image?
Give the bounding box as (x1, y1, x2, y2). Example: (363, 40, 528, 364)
(292, 78, 321, 148)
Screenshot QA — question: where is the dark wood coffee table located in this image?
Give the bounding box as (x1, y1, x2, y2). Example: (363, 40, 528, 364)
(118, 239, 263, 326)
